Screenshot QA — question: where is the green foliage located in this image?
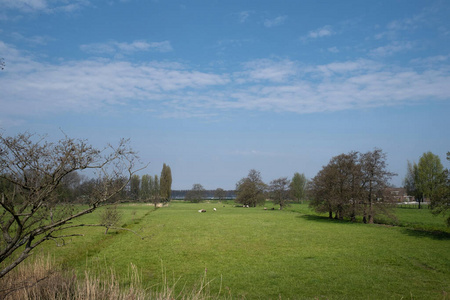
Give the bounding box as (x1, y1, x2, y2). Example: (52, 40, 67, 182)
(405, 151, 445, 211)
(235, 169, 266, 207)
(290, 172, 307, 202)
(417, 152, 444, 199)
(430, 152, 450, 226)
(160, 164, 172, 202)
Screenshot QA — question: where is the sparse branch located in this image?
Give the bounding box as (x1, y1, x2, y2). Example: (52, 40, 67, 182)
(0, 132, 145, 279)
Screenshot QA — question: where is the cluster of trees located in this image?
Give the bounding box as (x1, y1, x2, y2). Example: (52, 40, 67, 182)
(183, 186, 234, 202)
(404, 151, 450, 225)
(234, 169, 308, 209)
(129, 163, 172, 206)
(308, 149, 395, 223)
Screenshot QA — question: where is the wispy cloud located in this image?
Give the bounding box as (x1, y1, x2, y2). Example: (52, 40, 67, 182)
(307, 25, 334, 39)
(0, 0, 90, 14)
(80, 40, 173, 55)
(1, 41, 450, 121)
(11, 32, 53, 45)
(237, 59, 297, 83)
(264, 15, 287, 28)
(369, 41, 415, 57)
(237, 11, 252, 23)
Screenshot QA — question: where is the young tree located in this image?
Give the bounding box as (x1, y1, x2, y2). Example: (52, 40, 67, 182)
(269, 177, 291, 210)
(235, 169, 266, 207)
(417, 152, 444, 203)
(430, 152, 450, 226)
(99, 205, 122, 234)
(160, 164, 172, 202)
(405, 152, 444, 209)
(185, 183, 206, 203)
(290, 172, 307, 203)
(0, 132, 140, 278)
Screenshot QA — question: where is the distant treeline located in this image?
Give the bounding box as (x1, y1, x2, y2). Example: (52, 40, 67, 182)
(171, 189, 236, 200)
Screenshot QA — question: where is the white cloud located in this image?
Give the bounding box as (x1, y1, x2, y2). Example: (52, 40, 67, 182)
(11, 32, 53, 45)
(238, 11, 251, 23)
(1, 41, 450, 120)
(264, 15, 287, 28)
(237, 59, 297, 83)
(369, 41, 415, 57)
(80, 40, 173, 55)
(0, 0, 89, 13)
(327, 46, 339, 53)
(307, 25, 334, 39)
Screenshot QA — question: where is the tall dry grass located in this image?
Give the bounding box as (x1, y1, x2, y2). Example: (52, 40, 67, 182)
(0, 254, 226, 300)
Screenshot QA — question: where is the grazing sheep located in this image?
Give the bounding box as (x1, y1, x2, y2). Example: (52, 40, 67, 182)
(213, 208, 217, 211)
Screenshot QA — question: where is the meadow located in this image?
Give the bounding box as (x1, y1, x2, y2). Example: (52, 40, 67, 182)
(14, 202, 450, 299)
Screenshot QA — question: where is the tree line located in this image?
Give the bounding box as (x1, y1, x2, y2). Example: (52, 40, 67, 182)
(128, 163, 172, 206)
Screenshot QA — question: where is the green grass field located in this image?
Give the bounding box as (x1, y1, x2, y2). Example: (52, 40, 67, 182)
(41, 202, 450, 299)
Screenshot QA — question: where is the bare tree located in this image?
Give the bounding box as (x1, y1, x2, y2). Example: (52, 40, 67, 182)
(214, 188, 226, 201)
(0, 132, 142, 278)
(99, 205, 122, 234)
(185, 183, 206, 203)
(269, 177, 291, 210)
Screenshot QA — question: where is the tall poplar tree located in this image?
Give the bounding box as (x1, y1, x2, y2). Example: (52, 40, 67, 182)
(290, 172, 307, 203)
(160, 164, 172, 202)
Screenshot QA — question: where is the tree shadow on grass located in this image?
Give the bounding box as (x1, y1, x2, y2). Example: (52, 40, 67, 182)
(401, 228, 450, 240)
(298, 214, 352, 224)
(300, 214, 450, 240)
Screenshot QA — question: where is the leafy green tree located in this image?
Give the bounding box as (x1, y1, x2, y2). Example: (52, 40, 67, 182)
(430, 152, 450, 226)
(185, 183, 206, 203)
(290, 172, 307, 203)
(417, 152, 444, 202)
(235, 169, 266, 207)
(269, 177, 291, 210)
(160, 164, 172, 202)
(405, 152, 444, 209)
(140, 174, 151, 201)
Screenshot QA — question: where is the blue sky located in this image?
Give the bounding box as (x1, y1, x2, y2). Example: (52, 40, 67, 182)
(1, 0, 449, 189)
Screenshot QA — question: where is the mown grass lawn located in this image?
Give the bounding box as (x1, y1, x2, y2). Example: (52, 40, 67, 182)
(43, 202, 450, 299)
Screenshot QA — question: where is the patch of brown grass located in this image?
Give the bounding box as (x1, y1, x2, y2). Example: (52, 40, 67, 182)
(0, 254, 227, 300)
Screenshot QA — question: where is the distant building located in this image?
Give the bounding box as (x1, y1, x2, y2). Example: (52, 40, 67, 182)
(385, 187, 414, 202)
